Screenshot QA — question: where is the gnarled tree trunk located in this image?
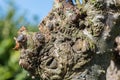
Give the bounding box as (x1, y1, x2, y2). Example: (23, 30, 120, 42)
(14, 0, 120, 80)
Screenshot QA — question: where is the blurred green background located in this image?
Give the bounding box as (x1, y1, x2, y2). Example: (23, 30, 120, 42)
(0, 1, 39, 80)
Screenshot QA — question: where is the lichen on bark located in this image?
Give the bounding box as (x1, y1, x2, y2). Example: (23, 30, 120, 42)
(14, 0, 120, 80)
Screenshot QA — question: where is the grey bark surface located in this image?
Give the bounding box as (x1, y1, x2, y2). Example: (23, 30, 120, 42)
(14, 0, 120, 80)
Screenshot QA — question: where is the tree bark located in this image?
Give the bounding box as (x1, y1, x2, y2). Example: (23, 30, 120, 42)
(14, 0, 120, 80)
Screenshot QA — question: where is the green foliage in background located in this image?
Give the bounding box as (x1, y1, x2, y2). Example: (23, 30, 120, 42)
(0, 1, 38, 80)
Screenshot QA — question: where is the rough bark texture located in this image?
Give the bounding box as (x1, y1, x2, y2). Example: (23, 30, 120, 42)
(14, 0, 120, 80)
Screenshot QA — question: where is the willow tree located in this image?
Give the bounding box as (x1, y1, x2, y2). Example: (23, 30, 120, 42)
(14, 0, 120, 80)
